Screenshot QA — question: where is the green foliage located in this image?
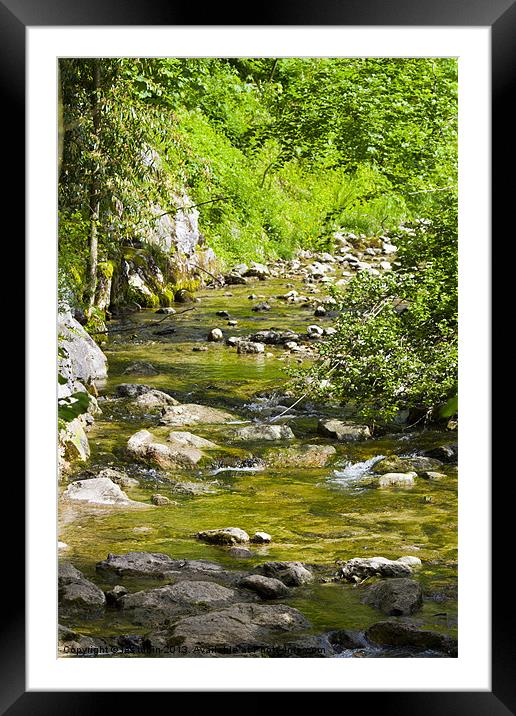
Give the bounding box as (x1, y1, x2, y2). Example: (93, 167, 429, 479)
(75, 56, 454, 266)
(58, 210, 89, 305)
(59, 57, 457, 337)
(58, 390, 91, 423)
(59, 58, 179, 310)
(292, 195, 458, 426)
(440, 394, 458, 419)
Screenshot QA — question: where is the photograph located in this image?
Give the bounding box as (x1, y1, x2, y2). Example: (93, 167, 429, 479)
(56, 56, 459, 660)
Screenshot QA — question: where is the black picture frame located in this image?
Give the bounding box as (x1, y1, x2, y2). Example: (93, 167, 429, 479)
(5, 0, 509, 710)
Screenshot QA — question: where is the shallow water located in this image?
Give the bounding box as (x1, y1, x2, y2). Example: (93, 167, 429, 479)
(60, 277, 458, 646)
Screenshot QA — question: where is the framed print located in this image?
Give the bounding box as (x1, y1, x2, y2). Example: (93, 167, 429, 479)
(3, 0, 510, 709)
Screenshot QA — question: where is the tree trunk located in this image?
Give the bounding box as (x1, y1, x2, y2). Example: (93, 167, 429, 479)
(85, 60, 101, 315)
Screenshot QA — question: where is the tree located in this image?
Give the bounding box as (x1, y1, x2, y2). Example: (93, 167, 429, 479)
(292, 193, 458, 428)
(59, 59, 172, 313)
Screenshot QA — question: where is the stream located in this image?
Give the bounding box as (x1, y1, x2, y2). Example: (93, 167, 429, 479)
(59, 275, 458, 657)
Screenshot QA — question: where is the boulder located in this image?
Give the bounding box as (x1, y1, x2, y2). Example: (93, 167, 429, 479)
(115, 383, 151, 398)
(123, 361, 159, 376)
(62, 477, 145, 507)
(421, 471, 447, 481)
(118, 581, 236, 625)
(377, 472, 417, 487)
(197, 527, 250, 545)
(337, 556, 422, 582)
(228, 547, 254, 559)
(96, 552, 226, 580)
(58, 562, 106, 616)
(266, 444, 336, 469)
(167, 431, 218, 449)
(104, 585, 128, 605)
(59, 562, 84, 582)
(58, 626, 121, 655)
(307, 325, 324, 338)
(96, 468, 139, 489)
(278, 290, 298, 300)
(361, 578, 423, 616)
(126, 429, 153, 452)
(372, 455, 443, 474)
(224, 273, 248, 285)
(366, 621, 457, 656)
(130, 390, 180, 411)
(160, 404, 237, 427)
(318, 419, 371, 442)
(244, 261, 270, 279)
(125, 269, 158, 306)
(421, 444, 458, 464)
(169, 603, 310, 650)
(258, 561, 313, 586)
(59, 418, 90, 463)
(327, 629, 366, 652)
(151, 494, 172, 506)
(175, 288, 194, 303)
(251, 302, 272, 312)
(231, 263, 248, 276)
(237, 341, 265, 354)
(232, 424, 295, 442)
(249, 330, 299, 345)
(251, 532, 272, 544)
(397, 556, 424, 568)
(127, 429, 204, 468)
(239, 575, 290, 599)
(207, 328, 224, 342)
(58, 310, 108, 386)
(169, 481, 217, 496)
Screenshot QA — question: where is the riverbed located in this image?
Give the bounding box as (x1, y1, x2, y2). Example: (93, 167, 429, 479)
(59, 275, 458, 654)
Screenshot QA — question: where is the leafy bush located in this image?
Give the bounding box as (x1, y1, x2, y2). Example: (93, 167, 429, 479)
(59, 57, 457, 299)
(291, 195, 458, 426)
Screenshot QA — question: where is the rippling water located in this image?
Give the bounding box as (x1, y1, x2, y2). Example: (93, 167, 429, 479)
(331, 455, 385, 487)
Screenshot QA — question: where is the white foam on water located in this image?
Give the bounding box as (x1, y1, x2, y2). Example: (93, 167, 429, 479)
(210, 465, 264, 476)
(331, 455, 385, 486)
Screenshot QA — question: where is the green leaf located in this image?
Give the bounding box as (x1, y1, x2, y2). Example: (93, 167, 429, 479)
(58, 391, 91, 423)
(439, 394, 458, 418)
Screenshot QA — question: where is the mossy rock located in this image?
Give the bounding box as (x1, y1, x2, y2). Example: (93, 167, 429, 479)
(175, 288, 195, 303)
(266, 444, 337, 469)
(126, 286, 160, 309)
(158, 287, 176, 306)
(372, 455, 443, 475)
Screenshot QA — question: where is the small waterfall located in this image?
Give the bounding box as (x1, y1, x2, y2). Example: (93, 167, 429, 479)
(331, 455, 385, 486)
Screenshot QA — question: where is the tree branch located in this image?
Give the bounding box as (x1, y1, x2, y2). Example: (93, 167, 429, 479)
(89, 305, 197, 335)
(156, 196, 229, 219)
